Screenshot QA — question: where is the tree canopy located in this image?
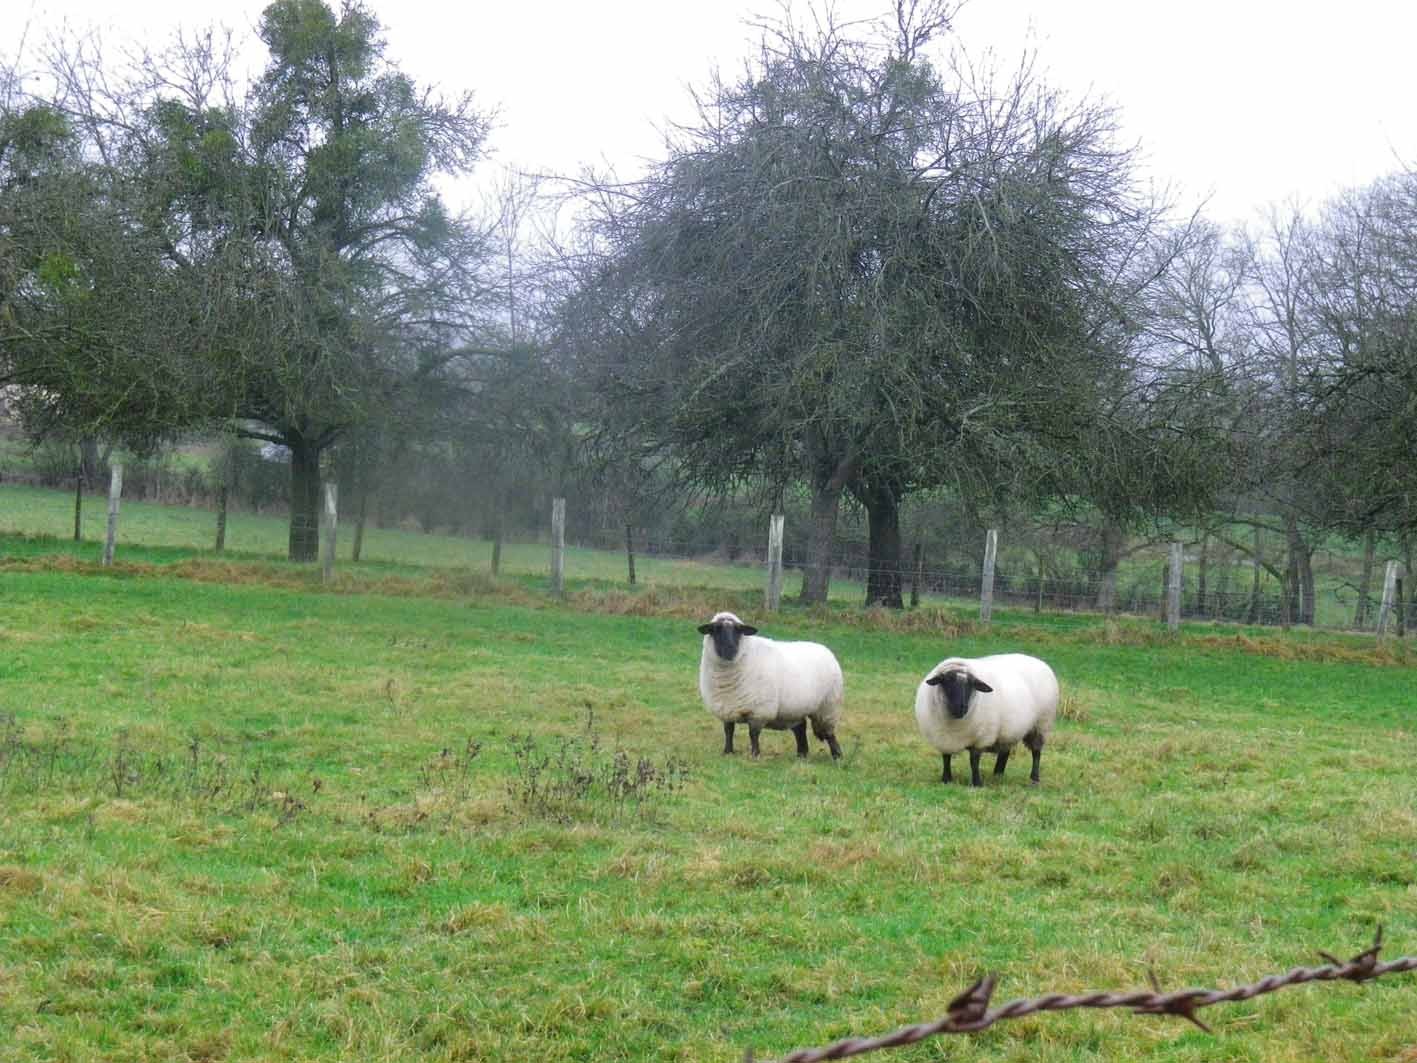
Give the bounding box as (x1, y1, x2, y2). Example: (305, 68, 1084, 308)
(565, 3, 1216, 604)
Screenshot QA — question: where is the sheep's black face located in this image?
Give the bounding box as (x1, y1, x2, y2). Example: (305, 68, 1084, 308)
(926, 670, 993, 719)
(698, 618, 758, 661)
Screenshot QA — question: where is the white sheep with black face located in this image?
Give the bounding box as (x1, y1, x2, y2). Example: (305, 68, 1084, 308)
(697, 611, 844, 759)
(913, 654, 1059, 786)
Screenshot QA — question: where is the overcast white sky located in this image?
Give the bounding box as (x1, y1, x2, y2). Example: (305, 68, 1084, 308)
(6, 0, 1416, 227)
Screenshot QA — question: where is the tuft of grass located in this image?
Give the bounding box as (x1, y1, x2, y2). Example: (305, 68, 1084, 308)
(506, 705, 690, 824)
(1057, 687, 1090, 723)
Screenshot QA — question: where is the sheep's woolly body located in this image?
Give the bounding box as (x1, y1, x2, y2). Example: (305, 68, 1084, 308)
(913, 654, 1058, 756)
(698, 613, 843, 736)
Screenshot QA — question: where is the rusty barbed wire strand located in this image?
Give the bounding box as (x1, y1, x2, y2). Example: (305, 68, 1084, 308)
(756, 927, 1417, 1063)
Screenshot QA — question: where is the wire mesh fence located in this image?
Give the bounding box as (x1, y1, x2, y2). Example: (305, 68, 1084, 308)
(576, 522, 1409, 635)
(1, 466, 1408, 635)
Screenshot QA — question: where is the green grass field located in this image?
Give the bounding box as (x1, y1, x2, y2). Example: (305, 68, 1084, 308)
(0, 483, 787, 595)
(0, 481, 1381, 627)
(1, 490, 1416, 1061)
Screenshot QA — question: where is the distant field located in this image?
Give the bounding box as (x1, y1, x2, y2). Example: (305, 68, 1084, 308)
(0, 542, 1414, 1061)
(0, 482, 1396, 628)
(1, 484, 928, 603)
(0, 483, 785, 591)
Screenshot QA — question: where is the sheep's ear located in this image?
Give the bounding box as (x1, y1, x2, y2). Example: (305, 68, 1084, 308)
(925, 673, 947, 687)
(970, 677, 994, 693)
(697, 624, 714, 635)
(736, 624, 758, 637)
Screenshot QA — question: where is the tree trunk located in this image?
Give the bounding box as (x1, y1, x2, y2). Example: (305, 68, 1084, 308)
(214, 485, 228, 552)
(287, 435, 322, 563)
(1298, 543, 1315, 626)
(1247, 524, 1263, 623)
(1356, 528, 1376, 627)
(1404, 534, 1415, 629)
(858, 478, 904, 609)
(73, 464, 83, 542)
(1282, 513, 1315, 626)
(351, 462, 369, 563)
(1196, 533, 1209, 617)
(798, 486, 841, 604)
(79, 438, 102, 487)
(798, 455, 855, 605)
(1094, 520, 1125, 613)
(1213, 550, 1230, 620)
(911, 542, 924, 609)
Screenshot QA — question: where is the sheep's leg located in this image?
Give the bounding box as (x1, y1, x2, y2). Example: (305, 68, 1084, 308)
(1024, 729, 1044, 784)
(792, 720, 809, 758)
(994, 748, 1010, 777)
(809, 715, 841, 760)
(722, 721, 736, 755)
(968, 749, 983, 787)
(748, 725, 763, 758)
(940, 754, 952, 784)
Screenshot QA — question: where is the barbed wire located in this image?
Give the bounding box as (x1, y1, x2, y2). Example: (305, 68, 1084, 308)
(753, 927, 1416, 1063)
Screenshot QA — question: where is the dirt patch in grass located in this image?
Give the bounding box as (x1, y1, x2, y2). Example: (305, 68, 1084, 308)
(0, 866, 43, 893)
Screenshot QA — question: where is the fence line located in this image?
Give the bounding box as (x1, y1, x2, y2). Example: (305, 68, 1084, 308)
(755, 927, 1415, 1063)
(567, 536, 1375, 629)
(564, 523, 1410, 635)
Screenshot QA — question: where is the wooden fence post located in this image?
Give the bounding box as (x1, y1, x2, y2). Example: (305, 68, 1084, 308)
(765, 513, 785, 612)
(1375, 560, 1399, 636)
(491, 493, 504, 576)
(1166, 541, 1183, 633)
(980, 528, 998, 625)
(910, 542, 924, 609)
(321, 482, 338, 584)
(101, 464, 123, 567)
(625, 524, 637, 586)
(214, 484, 229, 553)
(351, 480, 368, 563)
(551, 497, 566, 596)
(73, 465, 84, 542)
(1398, 577, 1407, 638)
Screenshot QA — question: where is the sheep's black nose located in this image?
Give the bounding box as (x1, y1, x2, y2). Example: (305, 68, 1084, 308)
(711, 626, 740, 660)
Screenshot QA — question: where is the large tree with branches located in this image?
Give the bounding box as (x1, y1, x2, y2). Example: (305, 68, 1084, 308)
(5, 1, 499, 560)
(567, 1, 1191, 605)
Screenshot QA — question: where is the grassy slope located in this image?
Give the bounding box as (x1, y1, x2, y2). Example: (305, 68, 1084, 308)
(0, 548, 1414, 1062)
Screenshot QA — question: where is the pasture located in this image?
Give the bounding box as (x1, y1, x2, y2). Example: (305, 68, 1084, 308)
(1, 513, 1415, 1060)
(0, 481, 1391, 629)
